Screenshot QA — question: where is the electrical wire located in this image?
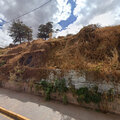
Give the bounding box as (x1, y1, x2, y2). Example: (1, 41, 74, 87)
(5, 0, 52, 24)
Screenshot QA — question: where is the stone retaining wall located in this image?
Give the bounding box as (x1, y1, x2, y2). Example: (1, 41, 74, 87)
(1, 69, 120, 114)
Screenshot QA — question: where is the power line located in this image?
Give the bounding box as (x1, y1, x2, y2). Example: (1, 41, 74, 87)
(5, 0, 52, 24)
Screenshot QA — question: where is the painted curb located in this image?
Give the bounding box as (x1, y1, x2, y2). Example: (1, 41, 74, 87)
(0, 107, 30, 120)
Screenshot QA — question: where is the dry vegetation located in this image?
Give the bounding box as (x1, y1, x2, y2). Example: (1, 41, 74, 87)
(1, 25, 120, 82)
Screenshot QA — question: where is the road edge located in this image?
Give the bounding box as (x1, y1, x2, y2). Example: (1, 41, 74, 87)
(0, 106, 30, 120)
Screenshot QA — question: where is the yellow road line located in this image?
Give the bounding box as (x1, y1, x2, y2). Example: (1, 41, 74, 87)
(0, 113, 14, 120)
(0, 107, 30, 120)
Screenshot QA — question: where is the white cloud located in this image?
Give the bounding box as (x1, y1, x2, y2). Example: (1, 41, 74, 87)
(0, 28, 12, 48)
(0, 0, 74, 47)
(1, 0, 120, 47)
(0, 0, 4, 6)
(74, 0, 87, 16)
(53, 0, 71, 23)
(0, 13, 5, 20)
(89, 12, 115, 26)
(114, 7, 120, 21)
(56, 0, 120, 36)
(56, 21, 83, 37)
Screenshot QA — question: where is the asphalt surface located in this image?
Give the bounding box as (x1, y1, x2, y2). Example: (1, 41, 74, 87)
(0, 88, 120, 120)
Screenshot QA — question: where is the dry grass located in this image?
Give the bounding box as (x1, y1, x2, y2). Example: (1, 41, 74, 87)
(1, 25, 120, 82)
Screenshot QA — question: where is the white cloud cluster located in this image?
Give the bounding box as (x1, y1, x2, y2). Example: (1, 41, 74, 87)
(0, 29, 12, 48)
(53, 0, 71, 23)
(74, 0, 120, 26)
(56, 0, 120, 37)
(1, 0, 120, 47)
(74, 0, 87, 16)
(89, 12, 115, 26)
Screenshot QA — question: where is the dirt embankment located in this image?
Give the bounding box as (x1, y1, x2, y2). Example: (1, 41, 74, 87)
(1, 25, 120, 82)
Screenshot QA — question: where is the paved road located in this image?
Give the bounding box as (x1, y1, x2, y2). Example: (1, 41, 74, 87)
(0, 88, 120, 120)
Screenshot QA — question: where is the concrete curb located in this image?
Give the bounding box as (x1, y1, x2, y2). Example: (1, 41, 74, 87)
(0, 107, 30, 120)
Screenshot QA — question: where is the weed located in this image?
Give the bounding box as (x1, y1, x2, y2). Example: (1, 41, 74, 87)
(45, 87, 52, 101)
(10, 66, 25, 82)
(54, 78, 68, 93)
(29, 78, 35, 91)
(0, 60, 6, 67)
(9, 72, 17, 81)
(62, 94, 68, 104)
(107, 88, 114, 102)
(34, 84, 41, 93)
(77, 94, 85, 103)
(35, 79, 67, 101)
(91, 92, 101, 103)
(33, 78, 116, 105)
(39, 80, 54, 101)
(14, 66, 25, 75)
(76, 87, 101, 104)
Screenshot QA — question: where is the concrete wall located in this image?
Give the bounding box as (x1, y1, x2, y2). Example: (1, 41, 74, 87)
(1, 69, 120, 114)
(45, 69, 120, 93)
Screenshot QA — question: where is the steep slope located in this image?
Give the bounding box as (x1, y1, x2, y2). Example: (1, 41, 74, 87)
(1, 25, 120, 82)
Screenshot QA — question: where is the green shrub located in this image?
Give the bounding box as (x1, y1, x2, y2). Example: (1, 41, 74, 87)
(34, 79, 115, 105)
(36, 79, 67, 101)
(40, 80, 49, 91)
(45, 87, 52, 101)
(54, 78, 68, 93)
(77, 94, 85, 103)
(76, 86, 101, 104)
(34, 84, 41, 92)
(91, 93, 101, 103)
(62, 94, 68, 104)
(107, 88, 114, 102)
(39, 80, 54, 101)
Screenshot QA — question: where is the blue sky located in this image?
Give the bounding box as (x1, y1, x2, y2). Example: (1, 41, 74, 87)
(0, 19, 6, 29)
(58, 0, 77, 30)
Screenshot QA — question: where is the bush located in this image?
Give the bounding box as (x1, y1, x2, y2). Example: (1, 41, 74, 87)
(35, 79, 68, 101)
(34, 78, 116, 105)
(39, 80, 54, 101)
(54, 79, 68, 93)
(62, 94, 68, 104)
(76, 86, 102, 104)
(107, 88, 114, 102)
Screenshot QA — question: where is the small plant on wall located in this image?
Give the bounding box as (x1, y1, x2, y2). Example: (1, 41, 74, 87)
(76, 86, 102, 104)
(34, 78, 117, 106)
(37, 80, 54, 101)
(35, 78, 68, 102)
(62, 94, 68, 104)
(54, 78, 68, 94)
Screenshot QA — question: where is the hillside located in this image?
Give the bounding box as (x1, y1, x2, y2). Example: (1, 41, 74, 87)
(1, 25, 120, 82)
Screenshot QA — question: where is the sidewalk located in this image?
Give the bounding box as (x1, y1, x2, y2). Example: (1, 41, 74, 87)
(0, 88, 120, 120)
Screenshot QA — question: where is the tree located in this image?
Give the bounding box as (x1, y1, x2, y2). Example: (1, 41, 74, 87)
(24, 25, 33, 42)
(9, 20, 33, 44)
(37, 22, 53, 40)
